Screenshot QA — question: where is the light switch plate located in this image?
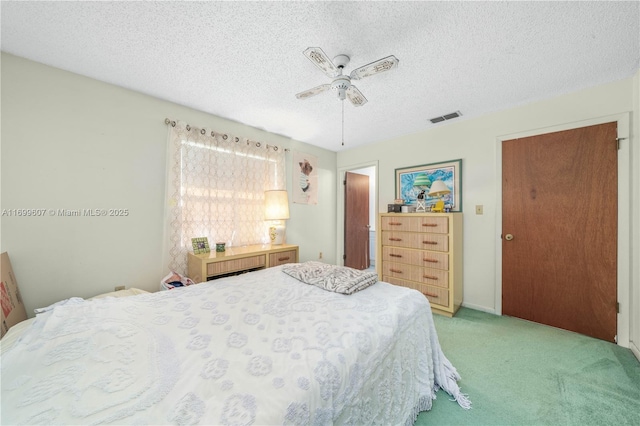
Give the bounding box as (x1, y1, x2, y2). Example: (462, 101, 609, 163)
(475, 205, 483, 215)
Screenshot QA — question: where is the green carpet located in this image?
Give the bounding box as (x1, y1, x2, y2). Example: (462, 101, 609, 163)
(416, 308, 640, 425)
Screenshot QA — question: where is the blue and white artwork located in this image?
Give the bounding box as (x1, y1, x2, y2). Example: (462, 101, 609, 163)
(397, 160, 461, 210)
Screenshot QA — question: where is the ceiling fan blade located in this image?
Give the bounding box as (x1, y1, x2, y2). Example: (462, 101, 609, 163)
(349, 55, 399, 81)
(295, 84, 331, 99)
(346, 85, 368, 107)
(303, 47, 340, 78)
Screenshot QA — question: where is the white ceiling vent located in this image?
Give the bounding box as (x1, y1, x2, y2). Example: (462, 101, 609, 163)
(429, 111, 462, 124)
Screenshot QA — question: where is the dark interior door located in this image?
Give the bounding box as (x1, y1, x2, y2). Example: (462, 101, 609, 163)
(344, 172, 370, 269)
(502, 122, 618, 342)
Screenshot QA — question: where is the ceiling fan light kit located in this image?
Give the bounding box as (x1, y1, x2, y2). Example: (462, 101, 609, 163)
(331, 75, 351, 100)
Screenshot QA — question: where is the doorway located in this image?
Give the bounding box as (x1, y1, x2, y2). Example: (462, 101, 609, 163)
(344, 171, 370, 269)
(501, 122, 618, 342)
(338, 164, 377, 270)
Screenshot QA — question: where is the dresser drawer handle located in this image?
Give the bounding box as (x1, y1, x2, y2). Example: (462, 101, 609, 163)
(388, 222, 402, 226)
(423, 275, 439, 280)
(423, 258, 438, 263)
(422, 241, 438, 245)
(390, 268, 403, 273)
(422, 223, 438, 227)
(389, 238, 403, 242)
(423, 292, 439, 298)
(278, 256, 290, 261)
(389, 254, 403, 258)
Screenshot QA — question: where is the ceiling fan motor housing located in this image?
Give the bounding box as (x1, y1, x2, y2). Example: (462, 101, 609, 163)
(331, 75, 351, 100)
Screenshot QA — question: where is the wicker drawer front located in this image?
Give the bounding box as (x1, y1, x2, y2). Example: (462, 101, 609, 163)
(384, 276, 450, 309)
(381, 216, 448, 234)
(381, 231, 449, 252)
(208, 255, 266, 276)
(382, 247, 449, 270)
(269, 250, 297, 267)
(382, 262, 449, 288)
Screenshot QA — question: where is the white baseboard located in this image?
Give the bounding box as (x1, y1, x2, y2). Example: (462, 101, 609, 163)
(460, 302, 496, 315)
(631, 341, 640, 362)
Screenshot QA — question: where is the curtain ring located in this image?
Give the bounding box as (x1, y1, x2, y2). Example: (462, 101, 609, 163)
(164, 118, 170, 125)
(235, 137, 240, 143)
(256, 142, 261, 147)
(186, 125, 191, 131)
(223, 134, 228, 140)
(211, 131, 215, 137)
(200, 129, 206, 135)
(274, 146, 278, 151)
(171, 121, 176, 127)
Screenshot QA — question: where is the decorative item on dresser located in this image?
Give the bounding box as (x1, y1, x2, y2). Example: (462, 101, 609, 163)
(191, 236, 210, 254)
(378, 212, 463, 317)
(413, 173, 431, 212)
(428, 180, 452, 213)
(188, 243, 299, 283)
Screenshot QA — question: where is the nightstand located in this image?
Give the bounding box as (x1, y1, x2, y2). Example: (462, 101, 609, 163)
(187, 244, 299, 283)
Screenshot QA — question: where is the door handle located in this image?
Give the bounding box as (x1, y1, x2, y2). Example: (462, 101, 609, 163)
(505, 234, 514, 241)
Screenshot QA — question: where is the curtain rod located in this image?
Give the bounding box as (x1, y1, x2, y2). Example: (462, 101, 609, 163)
(164, 118, 289, 152)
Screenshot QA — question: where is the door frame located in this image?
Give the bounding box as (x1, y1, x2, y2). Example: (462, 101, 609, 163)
(337, 160, 378, 266)
(494, 113, 631, 346)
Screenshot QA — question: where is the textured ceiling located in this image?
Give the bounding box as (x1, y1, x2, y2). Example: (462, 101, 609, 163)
(2, 1, 639, 152)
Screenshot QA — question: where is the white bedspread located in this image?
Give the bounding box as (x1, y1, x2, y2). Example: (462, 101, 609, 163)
(0, 266, 468, 425)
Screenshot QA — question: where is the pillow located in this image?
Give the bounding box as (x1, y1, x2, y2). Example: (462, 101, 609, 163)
(88, 287, 149, 300)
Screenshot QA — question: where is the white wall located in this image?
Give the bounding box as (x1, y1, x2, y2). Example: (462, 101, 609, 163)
(632, 70, 640, 360)
(0, 53, 337, 316)
(338, 75, 640, 351)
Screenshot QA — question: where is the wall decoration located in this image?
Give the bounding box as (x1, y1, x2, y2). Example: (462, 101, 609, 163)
(191, 237, 210, 254)
(292, 151, 318, 205)
(395, 159, 462, 211)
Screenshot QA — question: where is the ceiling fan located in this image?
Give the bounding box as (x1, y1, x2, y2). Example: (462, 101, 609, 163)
(295, 47, 399, 107)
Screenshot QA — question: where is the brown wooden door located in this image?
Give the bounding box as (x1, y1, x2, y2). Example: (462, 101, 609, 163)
(344, 172, 370, 269)
(502, 122, 617, 342)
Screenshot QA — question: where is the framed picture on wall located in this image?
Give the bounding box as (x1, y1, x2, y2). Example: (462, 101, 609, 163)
(395, 159, 462, 211)
(292, 151, 318, 205)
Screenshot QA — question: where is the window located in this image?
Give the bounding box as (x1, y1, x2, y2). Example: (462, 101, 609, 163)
(164, 121, 285, 274)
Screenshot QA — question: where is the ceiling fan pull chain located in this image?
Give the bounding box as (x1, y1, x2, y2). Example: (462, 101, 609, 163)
(341, 101, 344, 146)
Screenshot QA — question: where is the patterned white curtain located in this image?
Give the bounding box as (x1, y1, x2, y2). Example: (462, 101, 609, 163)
(163, 120, 286, 275)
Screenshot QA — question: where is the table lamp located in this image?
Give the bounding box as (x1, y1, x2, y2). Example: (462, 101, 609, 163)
(264, 190, 290, 244)
(428, 180, 451, 213)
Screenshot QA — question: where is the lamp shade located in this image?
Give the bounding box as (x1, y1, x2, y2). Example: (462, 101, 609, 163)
(428, 180, 451, 197)
(264, 190, 290, 220)
(413, 173, 431, 188)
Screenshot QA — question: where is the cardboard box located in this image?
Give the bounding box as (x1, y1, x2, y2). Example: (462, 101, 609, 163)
(1, 252, 28, 337)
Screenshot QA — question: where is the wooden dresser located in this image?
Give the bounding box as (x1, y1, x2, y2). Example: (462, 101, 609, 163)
(378, 213, 462, 317)
(187, 244, 299, 283)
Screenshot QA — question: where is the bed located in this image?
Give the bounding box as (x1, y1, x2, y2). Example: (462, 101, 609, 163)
(0, 263, 469, 425)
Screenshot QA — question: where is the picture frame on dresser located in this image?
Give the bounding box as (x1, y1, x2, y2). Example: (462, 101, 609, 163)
(191, 237, 210, 254)
(395, 159, 462, 211)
